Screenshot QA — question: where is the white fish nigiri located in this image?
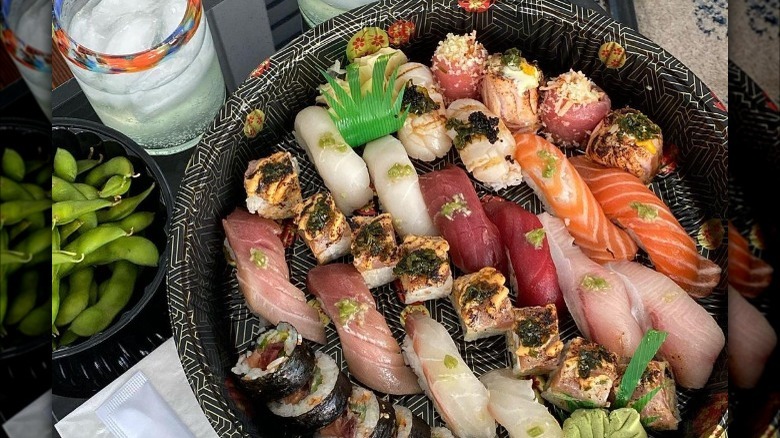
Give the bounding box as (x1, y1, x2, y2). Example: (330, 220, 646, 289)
(395, 63, 452, 161)
(402, 310, 496, 438)
(728, 285, 777, 389)
(605, 261, 725, 389)
(446, 99, 522, 191)
(294, 106, 373, 215)
(480, 369, 563, 438)
(363, 136, 437, 237)
(538, 213, 644, 360)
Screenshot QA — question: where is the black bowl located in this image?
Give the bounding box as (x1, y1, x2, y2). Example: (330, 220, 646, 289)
(168, 1, 728, 436)
(51, 118, 174, 397)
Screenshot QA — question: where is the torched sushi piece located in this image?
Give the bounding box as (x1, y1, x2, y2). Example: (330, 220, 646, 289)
(351, 214, 400, 289)
(542, 337, 619, 411)
(450, 267, 514, 342)
(586, 108, 664, 183)
(481, 48, 544, 133)
(431, 31, 488, 102)
(610, 360, 680, 431)
(506, 304, 564, 376)
(244, 151, 303, 220)
(295, 192, 353, 264)
(316, 385, 398, 438)
(539, 70, 611, 148)
(394, 235, 453, 304)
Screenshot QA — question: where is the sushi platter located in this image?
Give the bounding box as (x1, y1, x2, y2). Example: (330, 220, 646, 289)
(167, 0, 730, 436)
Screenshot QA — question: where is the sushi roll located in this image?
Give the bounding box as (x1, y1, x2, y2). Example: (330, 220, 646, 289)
(610, 361, 680, 431)
(317, 386, 397, 438)
(450, 267, 514, 342)
(268, 351, 352, 431)
(393, 405, 432, 438)
(542, 337, 619, 412)
(351, 214, 400, 288)
(446, 99, 522, 191)
(244, 151, 303, 220)
(431, 31, 488, 102)
(295, 192, 353, 264)
(394, 235, 453, 304)
(481, 48, 544, 133)
(232, 322, 316, 400)
(395, 63, 453, 161)
(586, 107, 663, 183)
(506, 305, 564, 376)
(540, 70, 611, 148)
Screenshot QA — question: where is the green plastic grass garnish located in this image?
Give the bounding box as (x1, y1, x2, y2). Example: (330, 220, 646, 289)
(320, 54, 407, 148)
(613, 330, 668, 409)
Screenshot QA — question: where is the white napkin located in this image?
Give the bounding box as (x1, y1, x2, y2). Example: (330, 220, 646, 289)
(2, 390, 52, 438)
(54, 338, 219, 438)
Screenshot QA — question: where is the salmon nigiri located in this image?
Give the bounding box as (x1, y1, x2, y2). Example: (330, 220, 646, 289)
(307, 264, 422, 395)
(513, 133, 637, 263)
(572, 156, 721, 297)
(728, 222, 773, 298)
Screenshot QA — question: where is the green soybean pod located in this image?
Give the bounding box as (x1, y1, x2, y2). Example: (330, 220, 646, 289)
(0, 230, 8, 326)
(52, 228, 61, 325)
(96, 183, 155, 222)
(84, 156, 135, 187)
(60, 236, 158, 278)
(88, 280, 98, 306)
(0, 199, 52, 227)
(9, 221, 31, 240)
(54, 148, 78, 183)
(6, 228, 51, 273)
(98, 175, 132, 199)
(18, 297, 52, 336)
(64, 225, 129, 257)
(76, 158, 102, 176)
(113, 211, 155, 234)
(70, 261, 137, 336)
(98, 279, 109, 299)
(6, 270, 39, 325)
(34, 165, 52, 187)
(0, 176, 32, 201)
(52, 251, 84, 265)
(0, 250, 32, 264)
(73, 183, 100, 200)
(52, 199, 113, 226)
(2, 148, 25, 182)
(55, 267, 94, 327)
(60, 220, 84, 242)
(58, 329, 80, 346)
(52, 176, 85, 202)
(20, 183, 46, 201)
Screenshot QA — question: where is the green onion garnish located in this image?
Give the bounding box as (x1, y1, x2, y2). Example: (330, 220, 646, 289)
(613, 330, 668, 409)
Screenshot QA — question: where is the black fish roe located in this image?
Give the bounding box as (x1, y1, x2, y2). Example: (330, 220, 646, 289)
(468, 111, 500, 144)
(402, 81, 440, 115)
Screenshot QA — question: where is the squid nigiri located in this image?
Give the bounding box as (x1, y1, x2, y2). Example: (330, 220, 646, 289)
(402, 309, 496, 438)
(307, 264, 422, 395)
(431, 31, 488, 102)
(728, 222, 773, 298)
(482, 196, 564, 311)
(572, 156, 721, 297)
(605, 261, 725, 389)
(538, 213, 644, 359)
(446, 99, 523, 191)
(294, 106, 373, 215)
(481, 48, 543, 133)
(362, 136, 437, 237)
(513, 133, 638, 263)
(223, 208, 326, 344)
(728, 285, 777, 389)
(395, 62, 452, 161)
(418, 165, 507, 275)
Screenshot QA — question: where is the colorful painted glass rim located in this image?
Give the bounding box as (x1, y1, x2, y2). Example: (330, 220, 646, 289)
(52, 0, 203, 74)
(0, 0, 52, 72)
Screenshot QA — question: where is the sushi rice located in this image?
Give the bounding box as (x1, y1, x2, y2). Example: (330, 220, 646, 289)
(268, 351, 340, 418)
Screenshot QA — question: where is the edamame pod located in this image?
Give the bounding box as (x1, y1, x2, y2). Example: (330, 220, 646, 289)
(52, 176, 85, 202)
(0, 176, 32, 201)
(84, 156, 134, 187)
(0, 230, 8, 326)
(52, 199, 113, 226)
(70, 261, 137, 336)
(113, 211, 155, 234)
(34, 165, 52, 186)
(58, 235, 159, 276)
(73, 183, 100, 200)
(98, 175, 132, 198)
(55, 267, 94, 327)
(60, 220, 84, 241)
(6, 270, 38, 325)
(0, 250, 32, 264)
(52, 251, 85, 265)
(89, 280, 98, 306)
(76, 158, 102, 176)
(52, 228, 61, 325)
(54, 148, 79, 182)
(18, 297, 52, 336)
(64, 225, 130, 258)
(20, 183, 46, 201)
(0, 199, 52, 227)
(96, 183, 155, 222)
(9, 220, 32, 240)
(58, 330, 80, 346)
(2, 148, 25, 182)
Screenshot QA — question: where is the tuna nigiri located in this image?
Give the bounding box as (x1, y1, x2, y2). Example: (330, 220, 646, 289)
(480, 369, 563, 438)
(223, 208, 326, 344)
(538, 213, 643, 359)
(294, 106, 373, 215)
(306, 264, 421, 395)
(446, 99, 523, 191)
(605, 261, 726, 389)
(418, 166, 507, 275)
(514, 133, 638, 263)
(728, 285, 777, 389)
(482, 196, 563, 311)
(728, 222, 773, 298)
(402, 309, 496, 438)
(395, 62, 453, 161)
(572, 156, 721, 297)
(362, 136, 437, 237)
